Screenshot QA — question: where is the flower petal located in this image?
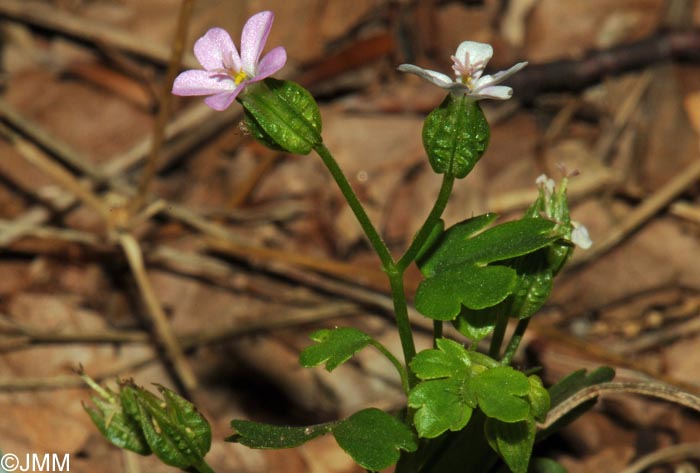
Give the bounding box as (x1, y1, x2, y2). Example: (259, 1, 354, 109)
(253, 46, 287, 80)
(455, 41, 493, 70)
(194, 27, 240, 72)
(203, 85, 245, 111)
(476, 61, 528, 88)
(397, 64, 455, 88)
(172, 70, 235, 96)
(571, 223, 592, 249)
(241, 11, 274, 74)
(470, 85, 513, 100)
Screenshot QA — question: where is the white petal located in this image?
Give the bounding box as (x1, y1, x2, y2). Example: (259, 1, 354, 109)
(476, 61, 528, 88)
(471, 85, 513, 100)
(535, 174, 555, 195)
(571, 223, 592, 249)
(397, 64, 455, 88)
(455, 41, 493, 69)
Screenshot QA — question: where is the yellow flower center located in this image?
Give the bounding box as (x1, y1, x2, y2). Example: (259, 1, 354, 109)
(460, 76, 474, 89)
(232, 70, 248, 85)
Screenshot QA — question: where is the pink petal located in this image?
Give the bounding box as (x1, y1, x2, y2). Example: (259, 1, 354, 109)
(194, 27, 240, 72)
(172, 70, 235, 96)
(241, 11, 274, 74)
(252, 46, 287, 80)
(203, 85, 245, 111)
(397, 64, 455, 88)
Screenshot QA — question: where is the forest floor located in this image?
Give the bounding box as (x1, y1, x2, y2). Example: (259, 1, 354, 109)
(1, 1, 700, 472)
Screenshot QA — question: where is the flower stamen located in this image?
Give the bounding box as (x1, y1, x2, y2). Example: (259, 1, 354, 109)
(232, 70, 248, 85)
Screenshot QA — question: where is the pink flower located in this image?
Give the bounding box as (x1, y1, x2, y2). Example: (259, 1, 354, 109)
(398, 41, 526, 101)
(172, 11, 287, 111)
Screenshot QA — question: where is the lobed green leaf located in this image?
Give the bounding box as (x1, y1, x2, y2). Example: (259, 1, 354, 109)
(473, 366, 530, 423)
(410, 338, 471, 380)
(299, 327, 374, 371)
(332, 408, 417, 471)
(415, 215, 558, 321)
(408, 378, 475, 438)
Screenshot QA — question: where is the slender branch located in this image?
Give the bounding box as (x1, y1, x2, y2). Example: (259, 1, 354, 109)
(369, 340, 409, 394)
(0, 0, 198, 68)
(509, 29, 700, 103)
(501, 317, 530, 365)
(131, 0, 195, 213)
(488, 310, 509, 359)
(0, 123, 112, 222)
(118, 232, 198, 393)
(313, 142, 395, 269)
(621, 442, 700, 473)
(432, 321, 443, 347)
(540, 381, 700, 431)
(388, 273, 417, 386)
(397, 175, 454, 272)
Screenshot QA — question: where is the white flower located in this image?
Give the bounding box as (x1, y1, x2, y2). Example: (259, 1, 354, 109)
(535, 173, 592, 250)
(571, 222, 592, 250)
(535, 174, 555, 196)
(397, 41, 527, 100)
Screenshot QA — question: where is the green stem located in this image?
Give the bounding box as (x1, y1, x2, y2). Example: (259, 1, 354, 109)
(488, 311, 509, 360)
(501, 317, 530, 366)
(397, 175, 454, 272)
(314, 143, 394, 269)
(388, 271, 418, 386)
(193, 459, 215, 473)
(433, 321, 443, 347)
(369, 339, 410, 394)
(313, 143, 417, 380)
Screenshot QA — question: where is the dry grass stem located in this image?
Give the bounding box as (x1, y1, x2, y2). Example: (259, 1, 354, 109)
(131, 0, 195, 213)
(541, 381, 700, 431)
(0, 0, 197, 68)
(118, 232, 198, 392)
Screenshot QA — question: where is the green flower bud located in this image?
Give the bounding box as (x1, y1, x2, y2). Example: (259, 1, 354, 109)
(120, 382, 212, 469)
(238, 78, 322, 155)
(81, 374, 150, 455)
(422, 95, 490, 179)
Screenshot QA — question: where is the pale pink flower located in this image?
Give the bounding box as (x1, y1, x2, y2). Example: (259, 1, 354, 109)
(172, 11, 287, 111)
(397, 41, 527, 100)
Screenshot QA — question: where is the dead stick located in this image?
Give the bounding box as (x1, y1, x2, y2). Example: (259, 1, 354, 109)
(0, 0, 197, 68)
(621, 442, 700, 473)
(131, 0, 195, 213)
(0, 302, 358, 348)
(0, 124, 112, 222)
(226, 150, 278, 209)
(118, 232, 197, 393)
(570, 156, 700, 268)
(0, 99, 104, 180)
(541, 381, 700, 431)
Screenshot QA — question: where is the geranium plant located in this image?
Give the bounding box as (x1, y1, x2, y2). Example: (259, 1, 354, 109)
(82, 11, 612, 473)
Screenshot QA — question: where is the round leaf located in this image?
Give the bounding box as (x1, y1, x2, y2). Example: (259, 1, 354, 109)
(473, 366, 530, 423)
(332, 408, 417, 471)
